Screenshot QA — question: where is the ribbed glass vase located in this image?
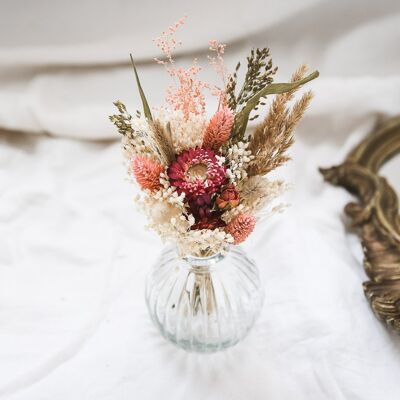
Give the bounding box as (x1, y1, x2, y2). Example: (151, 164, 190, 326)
(145, 246, 264, 352)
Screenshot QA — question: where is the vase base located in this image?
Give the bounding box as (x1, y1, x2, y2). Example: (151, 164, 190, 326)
(163, 332, 241, 353)
(146, 246, 264, 353)
(158, 323, 262, 352)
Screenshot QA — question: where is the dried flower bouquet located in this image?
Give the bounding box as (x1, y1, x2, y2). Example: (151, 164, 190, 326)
(110, 18, 318, 257)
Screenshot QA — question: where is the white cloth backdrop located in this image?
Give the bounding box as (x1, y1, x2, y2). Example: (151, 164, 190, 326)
(1, 1, 400, 399)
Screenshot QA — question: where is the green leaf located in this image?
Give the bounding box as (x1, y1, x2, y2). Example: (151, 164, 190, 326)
(232, 70, 319, 141)
(130, 54, 153, 122)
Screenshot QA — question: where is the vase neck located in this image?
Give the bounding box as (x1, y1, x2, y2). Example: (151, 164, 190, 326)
(183, 251, 226, 267)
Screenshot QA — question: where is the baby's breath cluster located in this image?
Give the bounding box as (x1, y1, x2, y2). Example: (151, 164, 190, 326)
(225, 141, 254, 183)
(157, 170, 186, 208)
(176, 229, 234, 258)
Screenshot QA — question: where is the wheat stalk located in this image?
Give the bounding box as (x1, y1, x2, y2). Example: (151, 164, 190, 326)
(247, 64, 313, 176)
(149, 119, 175, 165)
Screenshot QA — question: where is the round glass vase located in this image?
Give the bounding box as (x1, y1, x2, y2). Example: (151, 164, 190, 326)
(145, 246, 264, 352)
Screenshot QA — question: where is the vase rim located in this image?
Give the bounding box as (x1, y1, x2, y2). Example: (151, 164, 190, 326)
(181, 247, 230, 267)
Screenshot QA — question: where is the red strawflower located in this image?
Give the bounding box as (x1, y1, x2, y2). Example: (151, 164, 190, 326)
(167, 147, 227, 199)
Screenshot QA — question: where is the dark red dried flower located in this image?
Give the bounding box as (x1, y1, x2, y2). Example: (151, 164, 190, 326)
(188, 193, 225, 230)
(192, 215, 226, 230)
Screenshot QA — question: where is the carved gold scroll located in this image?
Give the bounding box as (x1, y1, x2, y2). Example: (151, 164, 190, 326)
(320, 116, 400, 332)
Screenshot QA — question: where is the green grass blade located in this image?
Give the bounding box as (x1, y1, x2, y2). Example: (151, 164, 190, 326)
(232, 70, 319, 140)
(130, 54, 153, 122)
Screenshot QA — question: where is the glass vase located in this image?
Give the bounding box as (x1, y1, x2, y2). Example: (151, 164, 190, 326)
(145, 246, 264, 352)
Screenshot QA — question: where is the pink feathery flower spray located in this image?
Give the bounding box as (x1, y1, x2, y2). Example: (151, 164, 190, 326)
(208, 39, 227, 83)
(225, 214, 256, 244)
(166, 64, 208, 119)
(153, 16, 187, 64)
(132, 156, 164, 192)
(154, 17, 208, 120)
(202, 106, 234, 150)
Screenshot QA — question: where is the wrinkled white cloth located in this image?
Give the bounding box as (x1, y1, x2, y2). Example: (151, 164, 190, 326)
(1, 1, 400, 399)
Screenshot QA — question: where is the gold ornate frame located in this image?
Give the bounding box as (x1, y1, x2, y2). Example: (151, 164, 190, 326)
(320, 116, 400, 332)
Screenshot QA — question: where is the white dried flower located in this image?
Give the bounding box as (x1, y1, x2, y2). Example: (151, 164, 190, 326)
(156, 108, 206, 153)
(225, 141, 254, 183)
(176, 229, 234, 257)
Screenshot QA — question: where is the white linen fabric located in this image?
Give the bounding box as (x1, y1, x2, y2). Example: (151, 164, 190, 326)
(1, 1, 400, 399)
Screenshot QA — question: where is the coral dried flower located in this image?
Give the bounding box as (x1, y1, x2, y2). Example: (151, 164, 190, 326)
(203, 106, 234, 150)
(132, 156, 164, 192)
(216, 184, 240, 210)
(225, 214, 256, 244)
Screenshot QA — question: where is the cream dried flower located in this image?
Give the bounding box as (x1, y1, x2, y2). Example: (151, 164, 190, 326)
(146, 200, 182, 226)
(238, 176, 286, 214)
(137, 196, 194, 241)
(157, 108, 206, 153)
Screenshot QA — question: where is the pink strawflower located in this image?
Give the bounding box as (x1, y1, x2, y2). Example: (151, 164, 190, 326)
(167, 147, 227, 199)
(225, 214, 256, 244)
(132, 156, 164, 192)
(203, 106, 234, 150)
